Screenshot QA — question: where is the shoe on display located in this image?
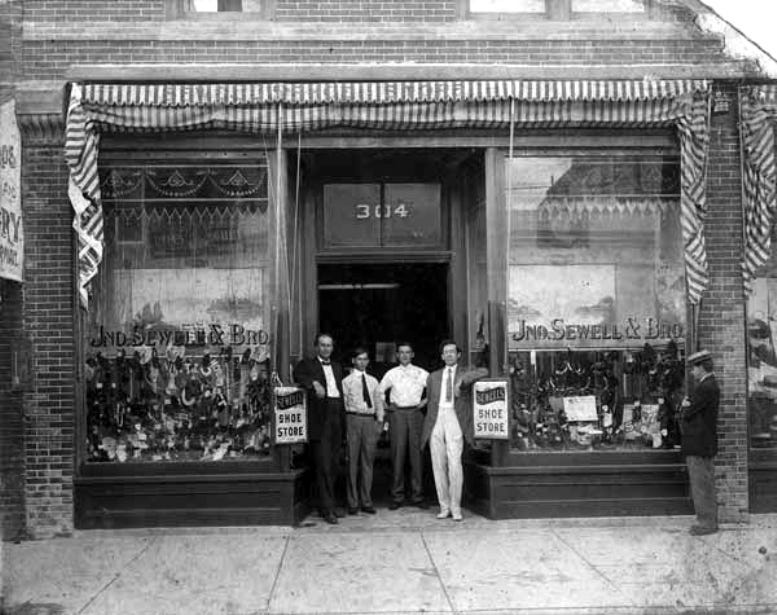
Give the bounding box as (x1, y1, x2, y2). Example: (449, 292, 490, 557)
(361, 505, 377, 514)
(689, 524, 718, 536)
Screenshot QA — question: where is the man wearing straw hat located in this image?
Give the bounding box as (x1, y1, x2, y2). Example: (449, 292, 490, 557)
(681, 349, 720, 536)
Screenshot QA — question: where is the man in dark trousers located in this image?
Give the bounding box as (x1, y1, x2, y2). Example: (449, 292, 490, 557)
(681, 349, 720, 536)
(378, 342, 429, 510)
(293, 333, 345, 525)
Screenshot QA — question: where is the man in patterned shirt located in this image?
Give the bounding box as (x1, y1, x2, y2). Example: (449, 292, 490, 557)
(378, 342, 429, 509)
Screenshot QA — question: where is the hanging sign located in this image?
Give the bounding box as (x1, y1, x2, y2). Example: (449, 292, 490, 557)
(473, 379, 509, 440)
(0, 99, 22, 282)
(273, 386, 307, 444)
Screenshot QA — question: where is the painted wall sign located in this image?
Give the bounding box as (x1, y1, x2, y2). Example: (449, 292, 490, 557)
(0, 99, 22, 282)
(274, 386, 307, 444)
(473, 379, 509, 440)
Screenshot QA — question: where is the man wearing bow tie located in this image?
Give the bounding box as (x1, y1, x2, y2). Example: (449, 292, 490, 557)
(293, 333, 345, 524)
(421, 340, 488, 522)
(342, 347, 384, 515)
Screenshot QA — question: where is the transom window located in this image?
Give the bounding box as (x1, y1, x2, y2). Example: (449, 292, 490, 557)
(190, 0, 262, 11)
(466, 0, 649, 19)
(166, 0, 274, 19)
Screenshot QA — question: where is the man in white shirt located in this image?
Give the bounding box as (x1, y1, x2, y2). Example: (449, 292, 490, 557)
(421, 340, 487, 521)
(378, 342, 429, 509)
(342, 347, 385, 514)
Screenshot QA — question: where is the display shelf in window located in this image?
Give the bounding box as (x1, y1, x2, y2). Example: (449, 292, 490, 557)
(508, 343, 685, 452)
(85, 347, 272, 462)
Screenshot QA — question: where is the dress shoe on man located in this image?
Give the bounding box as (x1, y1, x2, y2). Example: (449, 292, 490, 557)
(436, 510, 451, 519)
(689, 524, 717, 536)
(361, 505, 377, 514)
(334, 508, 345, 518)
(348, 507, 359, 515)
(412, 499, 429, 509)
(451, 512, 463, 522)
(388, 501, 402, 511)
(323, 513, 338, 525)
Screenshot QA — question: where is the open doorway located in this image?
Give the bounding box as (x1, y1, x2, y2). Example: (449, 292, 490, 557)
(318, 262, 449, 375)
(318, 262, 448, 505)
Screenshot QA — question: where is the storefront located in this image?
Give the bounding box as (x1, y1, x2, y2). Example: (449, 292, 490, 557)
(62, 79, 726, 527)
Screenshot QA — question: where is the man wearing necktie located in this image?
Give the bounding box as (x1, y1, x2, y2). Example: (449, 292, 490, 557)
(342, 347, 385, 514)
(421, 340, 488, 521)
(293, 333, 345, 524)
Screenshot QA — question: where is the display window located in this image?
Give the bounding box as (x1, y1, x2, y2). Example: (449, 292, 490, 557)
(746, 229, 777, 451)
(505, 153, 687, 452)
(83, 149, 273, 463)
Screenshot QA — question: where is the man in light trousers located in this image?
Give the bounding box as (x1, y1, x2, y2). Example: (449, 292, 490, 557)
(421, 340, 487, 521)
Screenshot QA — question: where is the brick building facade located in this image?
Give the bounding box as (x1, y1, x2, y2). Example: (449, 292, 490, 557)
(1, 0, 776, 539)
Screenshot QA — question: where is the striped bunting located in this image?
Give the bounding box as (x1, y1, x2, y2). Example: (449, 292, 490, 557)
(740, 85, 777, 297)
(65, 79, 711, 308)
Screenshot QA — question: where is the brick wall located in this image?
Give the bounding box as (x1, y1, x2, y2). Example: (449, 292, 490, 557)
(274, 0, 458, 22)
(0, 0, 22, 83)
(0, 280, 26, 541)
(24, 1, 164, 22)
(20, 124, 77, 539)
(21, 38, 728, 81)
(699, 82, 749, 522)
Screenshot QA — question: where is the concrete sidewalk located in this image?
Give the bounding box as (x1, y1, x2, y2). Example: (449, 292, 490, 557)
(2, 510, 777, 615)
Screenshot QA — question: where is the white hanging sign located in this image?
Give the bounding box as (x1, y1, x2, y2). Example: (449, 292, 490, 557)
(0, 99, 22, 282)
(274, 386, 307, 444)
(473, 379, 509, 440)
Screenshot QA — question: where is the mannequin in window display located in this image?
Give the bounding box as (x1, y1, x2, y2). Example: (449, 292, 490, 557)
(510, 355, 536, 450)
(657, 341, 684, 448)
(748, 318, 777, 442)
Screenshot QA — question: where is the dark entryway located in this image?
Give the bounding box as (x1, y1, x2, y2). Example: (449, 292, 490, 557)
(318, 262, 448, 506)
(317, 262, 449, 375)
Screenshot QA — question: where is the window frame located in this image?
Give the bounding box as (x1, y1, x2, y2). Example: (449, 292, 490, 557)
(459, 0, 655, 21)
(165, 0, 276, 21)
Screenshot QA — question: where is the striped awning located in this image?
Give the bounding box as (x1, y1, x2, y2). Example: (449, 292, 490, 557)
(80, 80, 708, 106)
(65, 79, 711, 308)
(741, 84, 777, 297)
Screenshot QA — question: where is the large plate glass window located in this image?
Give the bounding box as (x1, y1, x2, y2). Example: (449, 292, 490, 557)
(506, 153, 686, 452)
(746, 227, 777, 452)
(84, 152, 273, 463)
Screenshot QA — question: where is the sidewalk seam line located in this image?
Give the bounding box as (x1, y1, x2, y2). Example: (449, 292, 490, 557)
(700, 534, 762, 572)
(76, 535, 158, 615)
(421, 530, 458, 615)
(266, 533, 291, 614)
(551, 528, 637, 608)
